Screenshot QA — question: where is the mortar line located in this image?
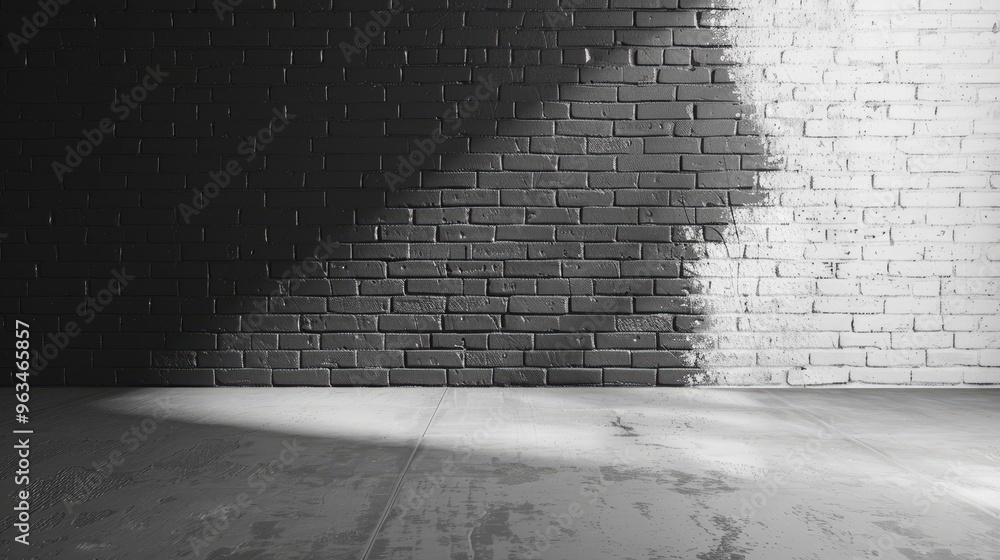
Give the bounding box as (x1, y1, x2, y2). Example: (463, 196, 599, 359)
(763, 389, 1000, 520)
(360, 387, 449, 560)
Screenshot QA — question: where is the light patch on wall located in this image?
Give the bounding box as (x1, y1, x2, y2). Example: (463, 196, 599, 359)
(690, 0, 1000, 385)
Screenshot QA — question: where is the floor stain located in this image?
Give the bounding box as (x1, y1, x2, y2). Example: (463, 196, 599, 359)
(250, 520, 284, 540)
(469, 504, 515, 559)
(634, 501, 655, 521)
(612, 416, 639, 438)
(696, 515, 748, 560)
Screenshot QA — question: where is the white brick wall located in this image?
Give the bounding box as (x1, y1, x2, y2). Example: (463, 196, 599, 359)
(693, 0, 1000, 385)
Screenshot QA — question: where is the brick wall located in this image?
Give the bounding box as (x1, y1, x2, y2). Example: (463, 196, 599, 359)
(693, 0, 1000, 385)
(1, 0, 995, 386)
(1, 0, 760, 386)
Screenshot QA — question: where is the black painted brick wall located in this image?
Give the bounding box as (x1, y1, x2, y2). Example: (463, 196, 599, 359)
(0, 0, 761, 387)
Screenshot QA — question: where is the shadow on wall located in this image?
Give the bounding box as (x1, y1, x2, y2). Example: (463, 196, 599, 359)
(0, 2, 761, 386)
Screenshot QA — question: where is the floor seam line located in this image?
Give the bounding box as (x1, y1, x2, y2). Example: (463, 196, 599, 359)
(762, 389, 1000, 520)
(360, 387, 448, 560)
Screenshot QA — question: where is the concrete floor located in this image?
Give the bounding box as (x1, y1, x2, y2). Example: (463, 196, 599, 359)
(0, 388, 998, 559)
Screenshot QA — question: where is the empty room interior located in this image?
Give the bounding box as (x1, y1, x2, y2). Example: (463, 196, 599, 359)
(0, 0, 998, 558)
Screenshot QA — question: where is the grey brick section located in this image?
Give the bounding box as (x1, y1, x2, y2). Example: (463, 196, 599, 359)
(0, 0, 754, 386)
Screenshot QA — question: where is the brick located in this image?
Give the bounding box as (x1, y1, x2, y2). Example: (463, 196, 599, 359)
(447, 369, 492, 386)
(493, 368, 546, 386)
(850, 368, 912, 385)
(788, 367, 851, 386)
(548, 368, 603, 385)
(390, 369, 447, 386)
(406, 350, 464, 368)
(9, 1, 990, 389)
(657, 369, 695, 386)
(274, 369, 331, 387)
(215, 369, 273, 387)
(331, 369, 389, 387)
